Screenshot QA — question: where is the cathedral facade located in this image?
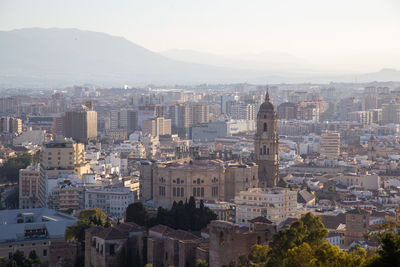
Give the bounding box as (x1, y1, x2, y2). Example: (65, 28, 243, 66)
(254, 91, 279, 187)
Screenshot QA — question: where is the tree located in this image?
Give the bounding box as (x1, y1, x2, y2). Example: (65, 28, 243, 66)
(196, 259, 209, 267)
(65, 219, 94, 245)
(125, 202, 150, 226)
(28, 250, 41, 264)
(366, 231, 400, 267)
(0, 153, 32, 182)
(79, 208, 107, 222)
(4, 187, 19, 209)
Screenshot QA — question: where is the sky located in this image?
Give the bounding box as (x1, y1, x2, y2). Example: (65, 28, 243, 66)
(1, 0, 400, 73)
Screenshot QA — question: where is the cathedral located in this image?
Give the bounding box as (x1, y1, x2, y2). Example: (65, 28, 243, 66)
(255, 91, 279, 187)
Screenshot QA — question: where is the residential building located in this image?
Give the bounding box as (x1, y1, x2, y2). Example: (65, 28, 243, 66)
(0, 116, 22, 134)
(65, 102, 97, 142)
(319, 130, 340, 158)
(142, 117, 172, 137)
(191, 103, 210, 125)
(38, 137, 85, 207)
(234, 187, 297, 226)
(19, 165, 41, 209)
(85, 187, 135, 218)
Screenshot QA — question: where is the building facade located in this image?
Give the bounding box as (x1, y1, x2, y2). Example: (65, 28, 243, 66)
(19, 165, 41, 209)
(65, 103, 97, 142)
(319, 130, 340, 158)
(234, 187, 297, 226)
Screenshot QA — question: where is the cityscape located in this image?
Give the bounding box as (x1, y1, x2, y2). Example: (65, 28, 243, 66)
(1, 1, 400, 267)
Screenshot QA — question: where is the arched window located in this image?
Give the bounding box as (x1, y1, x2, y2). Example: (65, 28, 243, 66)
(267, 148, 270, 155)
(263, 145, 266, 155)
(263, 123, 267, 132)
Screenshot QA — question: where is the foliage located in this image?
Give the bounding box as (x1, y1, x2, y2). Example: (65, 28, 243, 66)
(365, 231, 400, 267)
(125, 197, 217, 231)
(196, 259, 209, 267)
(231, 212, 371, 267)
(4, 187, 19, 209)
(3, 250, 41, 267)
(78, 208, 107, 221)
(0, 153, 32, 182)
(66, 209, 108, 246)
(268, 212, 328, 265)
(125, 202, 150, 226)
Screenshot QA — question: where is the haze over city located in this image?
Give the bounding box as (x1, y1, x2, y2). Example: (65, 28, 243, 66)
(1, 0, 400, 87)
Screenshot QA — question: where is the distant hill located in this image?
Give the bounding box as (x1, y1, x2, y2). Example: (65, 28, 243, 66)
(0, 28, 266, 87)
(0, 28, 399, 87)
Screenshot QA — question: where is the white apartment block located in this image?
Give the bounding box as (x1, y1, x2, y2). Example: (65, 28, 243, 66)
(336, 173, 381, 190)
(319, 130, 340, 158)
(85, 187, 135, 218)
(235, 187, 297, 226)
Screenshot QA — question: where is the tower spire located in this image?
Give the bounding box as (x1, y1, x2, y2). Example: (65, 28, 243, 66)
(265, 86, 270, 102)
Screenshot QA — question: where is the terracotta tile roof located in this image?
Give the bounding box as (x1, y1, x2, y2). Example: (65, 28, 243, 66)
(93, 227, 128, 240)
(248, 216, 273, 224)
(319, 213, 346, 230)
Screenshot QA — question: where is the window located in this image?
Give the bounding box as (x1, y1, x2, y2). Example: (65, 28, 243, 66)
(267, 148, 270, 155)
(181, 188, 184, 197)
(263, 145, 266, 155)
(173, 187, 176, 196)
(43, 249, 47, 257)
(263, 123, 267, 132)
(219, 231, 224, 245)
(260, 148, 262, 155)
(193, 188, 196, 197)
(201, 187, 204, 197)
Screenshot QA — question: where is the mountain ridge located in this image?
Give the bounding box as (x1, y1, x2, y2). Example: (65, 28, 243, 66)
(0, 28, 399, 87)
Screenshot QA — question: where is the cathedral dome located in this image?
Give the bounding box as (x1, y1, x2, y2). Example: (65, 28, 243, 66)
(258, 91, 275, 115)
(259, 101, 274, 112)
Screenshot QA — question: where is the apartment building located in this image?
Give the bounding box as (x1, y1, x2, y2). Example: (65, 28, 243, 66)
(19, 165, 41, 209)
(234, 187, 297, 226)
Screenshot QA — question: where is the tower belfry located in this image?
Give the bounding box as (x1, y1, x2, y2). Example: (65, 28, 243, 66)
(255, 89, 279, 187)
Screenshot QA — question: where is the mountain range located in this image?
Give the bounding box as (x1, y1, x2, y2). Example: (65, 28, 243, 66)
(0, 28, 399, 87)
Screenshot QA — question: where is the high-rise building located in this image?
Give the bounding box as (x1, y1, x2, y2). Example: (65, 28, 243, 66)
(277, 102, 298, 120)
(319, 130, 340, 158)
(110, 109, 138, 134)
(19, 165, 41, 209)
(367, 135, 377, 161)
(65, 102, 97, 142)
(0, 97, 18, 114)
(142, 117, 172, 137)
(382, 100, 400, 124)
(191, 103, 210, 125)
(362, 86, 377, 111)
(228, 102, 256, 121)
(0, 116, 22, 134)
(169, 103, 192, 138)
(52, 116, 66, 136)
(38, 137, 85, 207)
(254, 92, 279, 188)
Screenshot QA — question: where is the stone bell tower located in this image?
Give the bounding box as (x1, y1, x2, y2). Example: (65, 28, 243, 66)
(254, 90, 279, 187)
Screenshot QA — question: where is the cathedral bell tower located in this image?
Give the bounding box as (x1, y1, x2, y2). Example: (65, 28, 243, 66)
(255, 90, 279, 187)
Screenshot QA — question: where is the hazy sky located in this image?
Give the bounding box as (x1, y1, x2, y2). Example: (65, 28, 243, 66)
(1, 0, 400, 72)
